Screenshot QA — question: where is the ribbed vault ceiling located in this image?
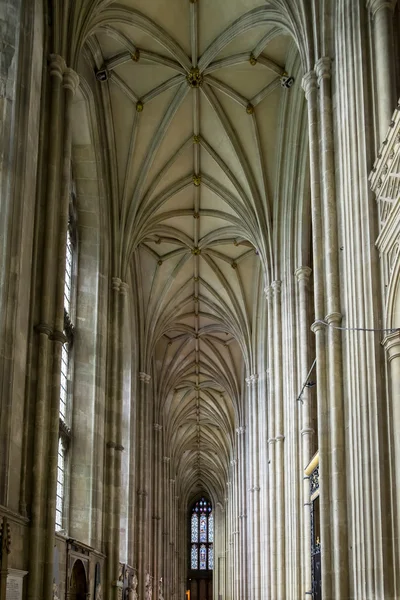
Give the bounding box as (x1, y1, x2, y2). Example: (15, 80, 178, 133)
(90, 0, 292, 503)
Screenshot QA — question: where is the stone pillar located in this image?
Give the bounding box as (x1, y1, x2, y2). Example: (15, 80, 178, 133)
(113, 281, 128, 600)
(302, 70, 332, 599)
(295, 266, 314, 598)
(264, 285, 276, 600)
(316, 56, 349, 600)
(245, 374, 260, 600)
(271, 280, 285, 600)
(136, 371, 151, 599)
(235, 426, 246, 600)
(367, 0, 397, 145)
(153, 424, 163, 598)
(383, 331, 400, 573)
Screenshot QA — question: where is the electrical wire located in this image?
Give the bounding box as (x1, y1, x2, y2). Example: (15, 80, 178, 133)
(296, 358, 316, 404)
(314, 319, 400, 334)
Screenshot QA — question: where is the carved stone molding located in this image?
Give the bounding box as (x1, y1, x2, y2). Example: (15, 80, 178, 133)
(63, 68, 80, 95)
(295, 266, 312, 282)
(236, 426, 246, 435)
(153, 423, 162, 432)
(245, 373, 258, 386)
(139, 372, 151, 384)
(162, 456, 170, 463)
(382, 331, 400, 362)
(112, 277, 121, 292)
(301, 70, 318, 100)
(315, 56, 332, 83)
(120, 281, 129, 296)
(49, 54, 66, 80)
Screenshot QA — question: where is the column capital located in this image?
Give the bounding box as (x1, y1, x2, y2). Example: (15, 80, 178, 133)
(295, 265, 312, 282)
(236, 426, 246, 435)
(49, 54, 66, 80)
(367, 0, 395, 16)
(382, 330, 400, 361)
(311, 320, 326, 334)
(63, 68, 80, 95)
(302, 70, 318, 99)
(120, 281, 129, 295)
(325, 312, 342, 325)
(139, 372, 151, 383)
(112, 276, 121, 292)
(230, 459, 237, 466)
(315, 57, 332, 84)
(163, 456, 170, 463)
(153, 423, 163, 432)
(264, 285, 273, 301)
(271, 279, 282, 294)
(245, 373, 258, 386)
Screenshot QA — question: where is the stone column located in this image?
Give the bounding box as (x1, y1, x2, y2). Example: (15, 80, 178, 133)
(28, 53, 65, 600)
(295, 266, 314, 598)
(316, 56, 349, 600)
(235, 426, 247, 600)
(162, 456, 170, 597)
(367, 0, 397, 145)
(302, 70, 332, 598)
(44, 63, 79, 600)
(271, 280, 285, 600)
(136, 371, 151, 599)
(105, 277, 121, 597)
(265, 286, 276, 600)
(245, 374, 260, 600)
(153, 424, 163, 598)
(113, 281, 128, 600)
(383, 331, 400, 576)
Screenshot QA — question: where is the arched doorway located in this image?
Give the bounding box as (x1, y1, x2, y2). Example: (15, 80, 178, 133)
(69, 559, 87, 600)
(188, 496, 213, 600)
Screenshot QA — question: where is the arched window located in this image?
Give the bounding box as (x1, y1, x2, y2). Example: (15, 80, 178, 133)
(190, 497, 213, 570)
(56, 185, 77, 531)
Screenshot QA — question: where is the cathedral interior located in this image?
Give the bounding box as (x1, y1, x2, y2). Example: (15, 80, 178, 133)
(1, 1, 400, 599)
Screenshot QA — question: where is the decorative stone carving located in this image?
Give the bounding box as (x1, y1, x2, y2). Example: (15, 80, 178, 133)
(139, 372, 151, 384)
(158, 577, 164, 600)
(145, 572, 152, 600)
(187, 68, 203, 88)
(128, 574, 138, 600)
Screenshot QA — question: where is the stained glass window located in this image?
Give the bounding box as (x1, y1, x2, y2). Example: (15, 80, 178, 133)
(191, 544, 198, 569)
(208, 512, 213, 542)
(199, 544, 207, 570)
(189, 497, 213, 571)
(56, 189, 76, 532)
(200, 514, 207, 542)
(208, 544, 213, 570)
(191, 513, 198, 542)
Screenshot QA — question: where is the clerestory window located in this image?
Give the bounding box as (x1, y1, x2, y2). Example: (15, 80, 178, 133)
(190, 497, 213, 570)
(56, 186, 77, 532)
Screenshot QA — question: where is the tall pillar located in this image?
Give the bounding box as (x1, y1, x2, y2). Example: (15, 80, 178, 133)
(136, 371, 152, 599)
(265, 285, 276, 600)
(295, 266, 314, 598)
(367, 0, 397, 145)
(235, 426, 247, 600)
(271, 280, 285, 599)
(153, 424, 163, 598)
(245, 374, 260, 600)
(316, 56, 349, 600)
(302, 70, 332, 598)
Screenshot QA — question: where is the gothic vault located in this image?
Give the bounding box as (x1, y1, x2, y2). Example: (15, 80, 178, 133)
(1, 0, 400, 599)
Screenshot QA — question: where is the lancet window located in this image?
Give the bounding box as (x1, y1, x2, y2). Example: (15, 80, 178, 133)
(56, 184, 77, 531)
(190, 497, 213, 570)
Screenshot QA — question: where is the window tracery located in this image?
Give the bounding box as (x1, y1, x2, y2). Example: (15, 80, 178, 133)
(56, 187, 77, 532)
(190, 497, 213, 570)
